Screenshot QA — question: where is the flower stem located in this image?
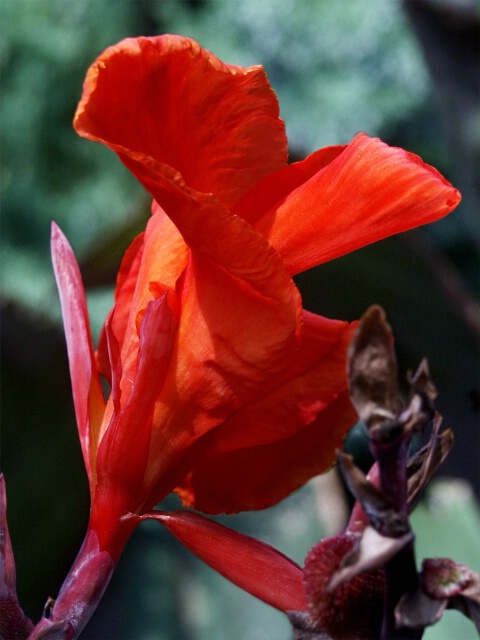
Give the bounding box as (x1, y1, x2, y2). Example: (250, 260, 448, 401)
(28, 530, 115, 640)
(373, 436, 422, 640)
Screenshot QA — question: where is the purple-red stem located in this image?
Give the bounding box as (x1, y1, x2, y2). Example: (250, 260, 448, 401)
(372, 436, 423, 640)
(27, 530, 115, 640)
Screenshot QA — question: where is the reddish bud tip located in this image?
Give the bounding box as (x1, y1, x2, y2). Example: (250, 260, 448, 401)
(422, 557, 471, 599)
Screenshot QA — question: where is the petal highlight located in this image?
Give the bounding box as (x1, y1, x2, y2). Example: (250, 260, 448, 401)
(251, 133, 461, 275)
(138, 185, 303, 505)
(96, 231, 145, 383)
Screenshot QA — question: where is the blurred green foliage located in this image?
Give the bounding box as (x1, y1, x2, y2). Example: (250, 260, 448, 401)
(1, 0, 144, 313)
(1, 0, 479, 638)
(413, 479, 480, 640)
(157, 0, 429, 148)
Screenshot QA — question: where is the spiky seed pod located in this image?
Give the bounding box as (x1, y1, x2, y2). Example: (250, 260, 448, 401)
(303, 532, 384, 640)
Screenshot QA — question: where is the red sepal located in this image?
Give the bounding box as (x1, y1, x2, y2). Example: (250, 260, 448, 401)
(51, 223, 106, 492)
(145, 510, 307, 613)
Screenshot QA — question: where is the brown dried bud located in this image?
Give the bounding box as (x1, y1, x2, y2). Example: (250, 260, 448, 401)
(347, 306, 403, 439)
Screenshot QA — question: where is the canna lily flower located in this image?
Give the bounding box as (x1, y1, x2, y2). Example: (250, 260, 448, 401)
(31, 34, 460, 638)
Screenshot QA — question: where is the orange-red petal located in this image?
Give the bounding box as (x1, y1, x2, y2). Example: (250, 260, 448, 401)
(96, 231, 144, 382)
(248, 133, 461, 276)
(148, 174, 302, 419)
(173, 313, 357, 513)
(131, 180, 303, 504)
(233, 144, 346, 226)
(175, 389, 356, 514)
(73, 35, 287, 209)
(117, 206, 188, 393)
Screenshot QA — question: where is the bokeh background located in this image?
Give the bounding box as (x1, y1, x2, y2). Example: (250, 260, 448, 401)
(1, 0, 479, 638)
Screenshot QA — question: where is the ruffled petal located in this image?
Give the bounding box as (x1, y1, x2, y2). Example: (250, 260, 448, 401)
(173, 312, 357, 513)
(74, 35, 287, 209)
(248, 133, 461, 275)
(130, 176, 303, 503)
(51, 223, 105, 490)
(147, 510, 307, 613)
(175, 390, 356, 514)
(174, 208, 303, 404)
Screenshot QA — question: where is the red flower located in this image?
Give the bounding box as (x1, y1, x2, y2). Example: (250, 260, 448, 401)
(55, 35, 459, 560)
(29, 34, 462, 638)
